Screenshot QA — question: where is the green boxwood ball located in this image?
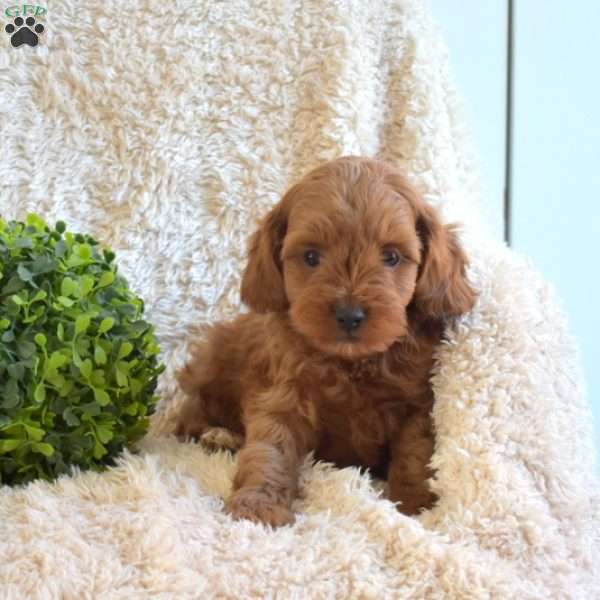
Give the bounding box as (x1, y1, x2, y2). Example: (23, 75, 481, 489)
(0, 214, 164, 485)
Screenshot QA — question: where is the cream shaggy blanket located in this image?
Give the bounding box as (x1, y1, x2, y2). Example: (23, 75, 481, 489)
(1, 0, 599, 598)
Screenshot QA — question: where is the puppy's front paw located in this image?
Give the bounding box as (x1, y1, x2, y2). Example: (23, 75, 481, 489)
(392, 486, 437, 516)
(226, 490, 295, 527)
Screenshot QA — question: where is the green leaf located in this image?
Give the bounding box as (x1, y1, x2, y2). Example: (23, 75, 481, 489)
(118, 342, 134, 359)
(31, 290, 47, 302)
(0, 318, 10, 330)
(22, 306, 44, 325)
(98, 317, 115, 334)
(57, 322, 65, 341)
(63, 408, 80, 427)
(93, 440, 107, 459)
(75, 315, 90, 335)
(96, 426, 113, 444)
(115, 366, 128, 387)
(1, 275, 24, 295)
(72, 348, 83, 368)
(125, 322, 149, 338)
(61, 277, 78, 297)
(25, 425, 45, 441)
(130, 378, 143, 396)
(32, 443, 54, 457)
(16, 340, 36, 359)
(34, 333, 47, 347)
(57, 296, 74, 307)
(75, 315, 91, 335)
(14, 237, 34, 249)
(115, 360, 132, 373)
(2, 379, 20, 409)
(55, 221, 66, 234)
(17, 264, 34, 284)
(7, 363, 25, 381)
(77, 244, 92, 260)
(65, 254, 86, 268)
(46, 373, 65, 389)
(30, 256, 56, 275)
(10, 294, 25, 306)
(93, 388, 110, 406)
(90, 370, 106, 388)
(48, 351, 67, 370)
(81, 402, 101, 417)
(94, 345, 107, 365)
(1, 330, 15, 342)
(75, 340, 91, 365)
(54, 240, 67, 257)
(79, 275, 95, 297)
(80, 359, 93, 379)
(58, 380, 74, 398)
(97, 271, 115, 288)
(34, 383, 46, 403)
(26, 213, 46, 230)
(0, 439, 23, 454)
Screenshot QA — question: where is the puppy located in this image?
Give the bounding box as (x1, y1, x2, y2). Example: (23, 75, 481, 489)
(176, 157, 475, 526)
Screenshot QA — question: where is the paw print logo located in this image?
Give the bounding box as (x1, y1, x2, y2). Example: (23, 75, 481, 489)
(5, 16, 45, 48)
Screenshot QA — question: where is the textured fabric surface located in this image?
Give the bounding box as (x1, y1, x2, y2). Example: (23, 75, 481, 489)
(1, 1, 599, 598)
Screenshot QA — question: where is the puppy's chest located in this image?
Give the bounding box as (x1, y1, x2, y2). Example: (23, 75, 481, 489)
(346, 357, 383, 385)
(316, 357, 411, 407)
(310, 360, 407, 464)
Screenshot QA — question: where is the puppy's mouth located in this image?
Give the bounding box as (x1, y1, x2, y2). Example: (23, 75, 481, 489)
(323, 331, 397, 359)
(338, 332, 361, 343)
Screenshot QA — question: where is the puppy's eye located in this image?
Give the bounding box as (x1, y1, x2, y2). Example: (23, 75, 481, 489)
(303, 249, 320, 267)
(382, 249, 401, 267)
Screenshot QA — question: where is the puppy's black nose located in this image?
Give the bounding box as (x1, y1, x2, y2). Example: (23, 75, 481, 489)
(335, 306, 366, 333)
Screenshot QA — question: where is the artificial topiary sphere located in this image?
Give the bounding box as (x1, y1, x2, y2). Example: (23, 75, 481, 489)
(0, 214, 164, 485)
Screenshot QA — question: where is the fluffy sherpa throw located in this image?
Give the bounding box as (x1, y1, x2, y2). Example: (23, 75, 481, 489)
(1, 0, 599, 598)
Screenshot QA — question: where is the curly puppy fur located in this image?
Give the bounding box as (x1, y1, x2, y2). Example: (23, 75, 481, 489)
(176, 157, 476, 526)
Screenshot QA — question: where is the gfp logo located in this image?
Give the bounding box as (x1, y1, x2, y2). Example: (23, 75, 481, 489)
(4, 5, 47, 47)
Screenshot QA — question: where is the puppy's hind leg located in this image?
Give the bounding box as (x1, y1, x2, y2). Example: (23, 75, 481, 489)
(174, 338, 244, 445)
(200, 427, 245, 453)
(174, 342, 217, 441)
(173, 388, 211, 441)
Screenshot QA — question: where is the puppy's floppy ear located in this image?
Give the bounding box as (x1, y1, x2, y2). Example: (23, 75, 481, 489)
(412, 199, 475, 319)
(240, 201, 289, 313)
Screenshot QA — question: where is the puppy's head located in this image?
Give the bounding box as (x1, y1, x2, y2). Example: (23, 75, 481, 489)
(241, 157, 475, 358)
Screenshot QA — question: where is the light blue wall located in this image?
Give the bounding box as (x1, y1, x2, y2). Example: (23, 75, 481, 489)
(431, 0, 506, 241)
(512, 1, 600, 447)
(431, 1, 600, 453)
